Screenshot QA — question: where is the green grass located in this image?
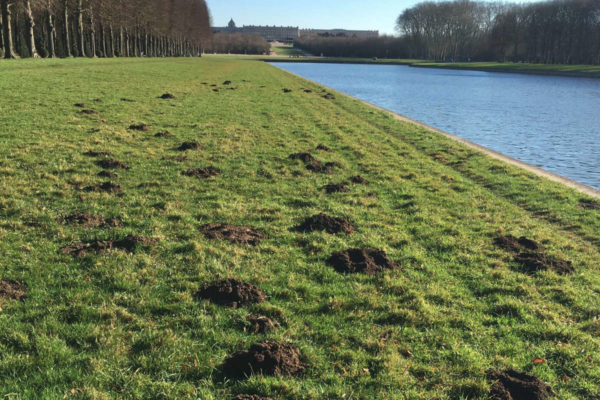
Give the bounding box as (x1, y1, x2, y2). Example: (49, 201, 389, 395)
(1, 56, 600, 399)
(271, 46, 303, 57)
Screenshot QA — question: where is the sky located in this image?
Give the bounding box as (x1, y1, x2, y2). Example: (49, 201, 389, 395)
(206, 0, 413, 36)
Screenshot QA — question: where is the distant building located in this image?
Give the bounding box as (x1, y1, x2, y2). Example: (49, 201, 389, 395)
(213, 19, 379, 43)
(299, 29, 379, 39)
(213, 19, 299, 43)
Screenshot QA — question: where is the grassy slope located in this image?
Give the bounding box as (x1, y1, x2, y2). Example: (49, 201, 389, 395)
(271, 46, 303, 57)
(0, 57, 599, 400)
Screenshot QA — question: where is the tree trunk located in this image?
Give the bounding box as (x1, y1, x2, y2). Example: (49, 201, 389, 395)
(108, 24, 114, 57)
(76, 0, 85, 57)
(24, 0, 39, 57)
(100, 24, 106, 57)
(118, 26, 123, 56)
(0, 8, 5, 56)
(1, 0, 18, 59)
(63, 0, 71, 57)
(89, 6, 96, 57)
(47, 12, 56, 58)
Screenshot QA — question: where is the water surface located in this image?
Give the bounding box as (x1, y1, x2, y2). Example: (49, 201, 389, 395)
(272, 62, 600, 190)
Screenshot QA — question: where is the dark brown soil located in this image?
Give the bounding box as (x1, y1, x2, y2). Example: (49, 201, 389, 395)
(323, 183, 349, 194)
(327, 248, 399, 274)
(306, 160, 331, 173)
(201, 223, 265, 246)
(96, 159, 129, 170)
(197, 278, 266, 307)
(61, 212, 122, 228)
(61, 235, 157, 257)
(350, 175, 368, 184)
(296, 213, 354, 234)
(97, 171, 118, 178)
(0, 280, 27, 301)
(121, 98, 135, 102)
(316, 144, 330, 151)
(304, 89, 313, 93)
(155, 131, 173, 138)
(162, 156, 188, 162)
(283, 88, 292, 93)
(160, 93, 175, 99)
(213, 89, 219, 93)
(129, 124, 148, 131)
(223, 80, 232, 85)
(178, 141, 202, 151)
(231, 395, 273, 400)
(514, 252, 574, 275)
(182, 167, 220, 179)
(289, 153, 316, 163)
(324, 161, 343, 170)
(246, 314, 280, 333)
(83, 150, 113, 157)
(322, 93, 336, 100)
(494, 235, 542, 253)
(74, 103, 85, 108)
(80, 109, 98, 115)
(487, 369, 553, 400)
(84, 181, 122, 194)
(222, 341, 307, 378)
(579, 199, 600, 210)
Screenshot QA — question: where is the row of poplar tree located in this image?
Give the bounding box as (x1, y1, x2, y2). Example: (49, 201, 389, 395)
(0, 0, 212, 59)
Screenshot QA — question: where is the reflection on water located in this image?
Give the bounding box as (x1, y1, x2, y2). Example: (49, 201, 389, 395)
(272, 62, 600, 190)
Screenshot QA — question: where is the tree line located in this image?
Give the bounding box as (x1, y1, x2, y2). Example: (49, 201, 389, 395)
(0, 0, 212, 59)
(297, 0, 600, 65)
(205, 33, 269, 55)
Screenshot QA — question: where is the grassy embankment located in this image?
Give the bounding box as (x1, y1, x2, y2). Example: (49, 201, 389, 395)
(271, 46, 303, 57)
(1, 57, 600, 399)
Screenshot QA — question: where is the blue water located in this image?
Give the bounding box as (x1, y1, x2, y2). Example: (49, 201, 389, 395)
(272, 62, 600, 190)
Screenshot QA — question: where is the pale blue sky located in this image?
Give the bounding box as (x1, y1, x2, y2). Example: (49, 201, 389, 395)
(206, 0, 414, 35)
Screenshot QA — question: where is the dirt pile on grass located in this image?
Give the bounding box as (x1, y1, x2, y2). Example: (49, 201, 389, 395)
(201, 224, 265, 246)
(283, 88, 292, 93)
(129, 124, 148, 131)
(0, 280, 27, 301)
(328, 248, 399, 274)
(289, 153, 316, 163)
(222, 341, 307, 378)
(80, 109, 98, 115)
(160, 93, 175, 99)
(178, 141, 202, 151)
(579, 199, 600, 210)
(322, 93, 336, 100)
(61, 235, 157, 257)
(182, 167, 220, 179)
(61, 212, 122, 228)
(316, 144, 331, 151)
(494, 235, 542, 253)
(155, 131, 173, 138)
(323, 183, 349, 194)
(296, 214, 354, 234)
(350, 175, 368, 184)
(96, 159, 129, 170)
(84, 181, 122, 194)
(74, 103, 85, 108)
(515, 252, 574, 275)
(97, 171, 118, 178)
(83, 150, 113, 157)
(162, 156, 188, 162)
(223, 80, 232, 85)
(487, 369, 553, 400)
(197, 278, 266, 307)
(246, 314, 280, 333)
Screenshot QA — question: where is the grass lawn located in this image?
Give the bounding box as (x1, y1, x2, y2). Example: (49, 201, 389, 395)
(0, 57, 599, 399)
(271, 46, 303, 57)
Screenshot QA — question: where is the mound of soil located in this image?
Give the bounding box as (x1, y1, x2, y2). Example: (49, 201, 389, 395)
(289, 153, 316, 163)
(246, 314, 280, 334)
(0, 280, 27, 301)
(61, 212, 122, 228)
(514, 252, 574, 275)
(84, 181, 122, 194)
(61, 235, 157, 257)
(80, 109, 98, 115)
(494, 235, 542, 253)
(97, 171, 118, 178)
(155, 131, 173, 138)
(303, 89, 313, 93)
(323, 183, 349, 194)
(223, 80, 232, 85)
(222, 341, 307, 378)
(327, 248, 399, 274)
(178, 141, 202, 151)
(324, 161, 343, 170)
(213, 89, 219, 93)
(201, 223, 265, 246)
(182, 167, 220, 179)
(129, 124, 148, 131)
(296, 213, 354, 234)
(96, 159, 129, 170)
(160, 93, 175, 99)
(83, 150, 113, 157)
(579, 199, 600, 210)
(121, 98, 135, 102)
(283, 88, 292, 93)
(162, 156, 188, 162)
(306, 160, 331, 173)
(316, 144, 330, 151)
(197, 278, 266, 307)
(350, 175, 368, 184)
(487, 369, 553, 400)
(322, 93, 336, 100)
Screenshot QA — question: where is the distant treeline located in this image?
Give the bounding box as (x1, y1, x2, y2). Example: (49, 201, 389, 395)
(0, 0, 212, 59)
(205, 33, 269, 55)
(297, 0, 600, 65)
